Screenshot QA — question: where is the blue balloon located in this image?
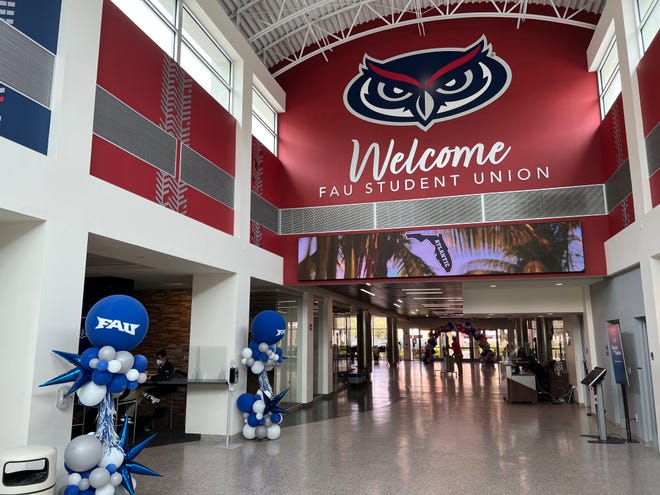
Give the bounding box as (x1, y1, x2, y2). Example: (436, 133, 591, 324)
(251, 310, 286, 345)
(275, 348, 283, 356)
(85, 295, 149, 351)
(127, 380, 138, 390)
(80, 348, 99, 371)
(107, 374, 128, 394)
(249, 340, 259, 352)
(236, 393, 255, 413)
(106, 464, 117, 474)
(247, 413, 260, 427)
(271, 412, 282, 424)
(260, 353, 269, 362)
(133, 354, 148, 372)
(96, 360, 108, 372)
(92, 370, 113, 386)
(64, 485, 80, 495)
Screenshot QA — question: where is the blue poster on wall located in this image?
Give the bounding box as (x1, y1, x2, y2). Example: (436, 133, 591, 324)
(0, 85, 51, 155)
(608, 322, 629, 386)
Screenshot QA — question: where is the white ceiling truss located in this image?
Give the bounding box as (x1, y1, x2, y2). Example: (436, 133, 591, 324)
(216, 0, 605, 76)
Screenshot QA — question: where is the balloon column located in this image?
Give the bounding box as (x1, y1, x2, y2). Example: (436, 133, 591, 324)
(40, 295, 160, 495)
(423, 330, 438, 364)
(444, 321, 496, 366)
(237, 310, 289, 440)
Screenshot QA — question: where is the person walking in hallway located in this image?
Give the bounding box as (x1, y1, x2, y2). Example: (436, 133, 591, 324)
(452, 336, 463, 376)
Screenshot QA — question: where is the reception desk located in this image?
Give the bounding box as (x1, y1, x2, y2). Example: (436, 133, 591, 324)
(499, 362, 537, 404)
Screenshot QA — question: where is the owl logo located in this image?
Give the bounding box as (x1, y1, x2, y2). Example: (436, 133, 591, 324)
(344, 36, 511, 130)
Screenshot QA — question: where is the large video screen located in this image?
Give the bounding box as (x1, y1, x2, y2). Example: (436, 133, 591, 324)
(298, 221, 584, 281)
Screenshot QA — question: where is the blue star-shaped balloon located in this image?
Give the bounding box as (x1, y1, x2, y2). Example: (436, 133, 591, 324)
(39, 350, 92, 396)
(117, 416, 161, 495)
(263, 388, 289, 415)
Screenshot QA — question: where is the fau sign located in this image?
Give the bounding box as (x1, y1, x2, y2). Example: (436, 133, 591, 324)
(95, 316, 140, 336)
(344, 36, 511, 130)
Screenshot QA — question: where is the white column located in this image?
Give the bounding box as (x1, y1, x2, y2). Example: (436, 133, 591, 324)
(640, 257, 660, 446)
(297, 292, 315, 403)
(611, 0, 653, 217)
(315, 296, 333, 394)
(186, 272, 250, 436)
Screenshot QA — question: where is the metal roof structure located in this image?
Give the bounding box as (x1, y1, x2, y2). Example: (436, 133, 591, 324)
(216, 0, 605, 76)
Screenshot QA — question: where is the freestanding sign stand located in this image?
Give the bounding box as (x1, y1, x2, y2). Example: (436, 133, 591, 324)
(607, 322, 636, 443)
(581, 367, 608, 442)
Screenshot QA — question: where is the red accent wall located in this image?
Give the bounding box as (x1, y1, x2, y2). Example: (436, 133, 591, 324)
(637, 34, 660, 137)
(637, 33, 660, 207)
(599, 97, 628, 179)
(91, 0, 236, 234)
(277, 19, 603, 208)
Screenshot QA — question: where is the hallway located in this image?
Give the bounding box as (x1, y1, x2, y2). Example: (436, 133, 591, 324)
(135, 362, 660, 494)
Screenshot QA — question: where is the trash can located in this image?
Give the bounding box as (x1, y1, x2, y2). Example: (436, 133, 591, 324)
(0, 445, 56, 495)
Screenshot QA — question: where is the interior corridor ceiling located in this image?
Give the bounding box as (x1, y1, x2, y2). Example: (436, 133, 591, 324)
(215, 0, 605, 76)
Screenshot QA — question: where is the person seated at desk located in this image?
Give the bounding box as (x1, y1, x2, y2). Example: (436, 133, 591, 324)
(121, 350, 175, 430)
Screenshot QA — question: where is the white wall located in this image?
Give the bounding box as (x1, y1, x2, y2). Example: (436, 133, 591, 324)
(0, 0, 285, 457)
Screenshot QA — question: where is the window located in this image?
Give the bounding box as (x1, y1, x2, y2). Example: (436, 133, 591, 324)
(252, 88, 278, 154)
(637, 0, 659, 52)
(597, 39, 621, 119)
(111, 0, 232, 111)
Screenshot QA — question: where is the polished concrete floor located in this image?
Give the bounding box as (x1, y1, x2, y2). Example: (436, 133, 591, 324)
(135, 361, 660, 494)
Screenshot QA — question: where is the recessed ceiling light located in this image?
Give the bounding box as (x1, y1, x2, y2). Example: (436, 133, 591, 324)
(393, 303, 402, 308)
(488, 313, 494, 316)
(360, 288, 375, 296)
(555, 282, 563, 286)
(397, 298, 403, 303)
(366, 282, 372, 286)
(490, 284, 497, 288)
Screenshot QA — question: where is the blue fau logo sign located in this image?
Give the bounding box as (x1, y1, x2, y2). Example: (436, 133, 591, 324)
(344, 36, 511, 131)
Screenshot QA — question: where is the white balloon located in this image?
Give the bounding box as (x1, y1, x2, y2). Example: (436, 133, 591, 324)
(76, 381, 107, 407)
(89, 467, 111, 488)
(77, 478, 90, 491)
(265, 363, 274, 372)
(246, 357, 255, 367)
(243, 424, 256, 440)
(242, 412, 249, 419)
(138, 372, 148, 384)
(67, 473, 82, 485)
(94, 484, 115, 495)
(267, 424, 281, 440)
(115, 351, 135, 373)
(264, 417, 273, 427)
(107, 359, 122, 374)
(241, 358, 247, 365)
(110, 472, 123, 486)
(99, 447, 125, 469)
(258, 342, 269, 352)
(64, 435, 103, 478)
(98, 346, 116, 361)
(253, 400, 265, 414)
(255, 425, 267, 439)
(125, 368, 139, 382)
(251, 361, 265, 374)
(241, 348, 252, 359)
(89, 358, 99, 369)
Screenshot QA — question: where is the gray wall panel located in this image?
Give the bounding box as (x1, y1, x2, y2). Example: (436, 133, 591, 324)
(0, 21, 54, 107)
(375, 195, 482, 229)
(180, 144, 234, 208)
(484, 185, 605, 221)
(647, 123, 660, 176)
(251, 192, 279, 232)
(94, 86, 177, 175)
(605, 161, 632, 212)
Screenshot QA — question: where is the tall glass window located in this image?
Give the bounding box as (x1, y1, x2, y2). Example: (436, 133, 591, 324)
(111, 0, 232, 111)
(637, 0, 659, 52)
(252, 88, 278, 154)
(598, 40, 621, 119)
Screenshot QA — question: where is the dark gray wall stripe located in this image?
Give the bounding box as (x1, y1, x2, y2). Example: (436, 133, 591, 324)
(180, 144, 234, 208)
(375, 195, 482, 229)
(647, 122, 660, 176)
(280, 184, 606, 234)
(0, 20, 54, 107)
(605, 161, 632, 212)
(484, 185, 605, 221)
(251, 192, 279, 232)
(93, 86, 176, 175)
(281, 203, 374, 234)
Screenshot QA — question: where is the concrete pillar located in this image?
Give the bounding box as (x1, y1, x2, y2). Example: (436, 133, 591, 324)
(356, 309, 372, 372)
(386, 317, 399, 366)
(186, 272, 249, 436)
(297, 292, 315, 403)
(315, 296, 333, 394)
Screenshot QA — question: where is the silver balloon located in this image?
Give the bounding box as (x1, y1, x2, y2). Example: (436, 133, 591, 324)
(63, 435, 103, 472)
(88, 467, 111, 488)
(255, 425, 267, 439)
(115, 351, 135, 373)
(98, 345, 116, 361)
(243, 424, 256, 440)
